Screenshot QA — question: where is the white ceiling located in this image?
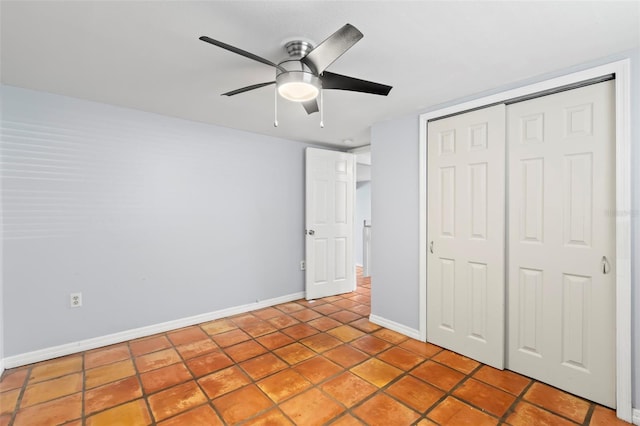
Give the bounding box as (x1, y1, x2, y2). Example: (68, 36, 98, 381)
(1, 1, 638, 149)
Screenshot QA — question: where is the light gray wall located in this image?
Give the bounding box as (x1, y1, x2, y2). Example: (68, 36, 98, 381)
(370, 50, 640, 406)
(1, 85, 310, 356)
(370, 115, 421, 328)
(355, 181, 371, 267)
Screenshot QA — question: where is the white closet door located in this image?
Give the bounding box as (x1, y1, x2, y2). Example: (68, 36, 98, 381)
(507, 81, 616, 407)
(427, 104, 506, 369)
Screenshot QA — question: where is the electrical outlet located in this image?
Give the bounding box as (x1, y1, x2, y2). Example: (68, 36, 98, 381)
(300, 260, 306, 271)
(70, 292, 82, 308)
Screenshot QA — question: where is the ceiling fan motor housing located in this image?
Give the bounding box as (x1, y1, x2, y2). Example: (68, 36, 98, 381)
(276, 41, 322, 102)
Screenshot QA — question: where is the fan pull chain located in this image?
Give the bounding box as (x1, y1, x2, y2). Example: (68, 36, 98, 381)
(320, 89, 324, 128)
(273, 86, 279, 127)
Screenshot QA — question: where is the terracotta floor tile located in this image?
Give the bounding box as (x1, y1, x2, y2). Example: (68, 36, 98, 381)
(589, 405, 632, 426)
(428, 396, 498, 426)
(411, 361, 465, 391)
(523, 382, 590, 423)
(257, 369, 312, 403)
(211, 328, 251, 347)
(85, 398, 151, 426)
(327, 325, 365, 342)
(312, 303, 342, 315)
(453, 378, 516, 417)
(399, 339, 442, 357)
(129, 335, 171, 356)
(0, 416, 10, 426)
(282, 323, 319, 340)
(353, 393, 420, 426)
(242, 320, 277, 338)
(135, 348, 181, 373)
(157, 404, 224, 426)
(386, 375, 444, 412)
(240, 353, 288, 380)
(277, 302, 306, 314)
(293, 356, 343, 384)
(373, 328, 409, 344)
(252, 307, 282, 320)
(0, 389, 20, 416)
(14, 393, 82, 426)
(330, 414, 365, 426)
(84, 376, 142, 415)
(433, 350, 480, 374)
(301, 332, 343, 353)
(198, 366, 251, 399)
(350, 318, 383, 333)
(140, 362, 192, 394)
(224, 340, 268, 363)
(377, 347, 425, 370)
(290, 308, 322, 322)
(256, 331, 294, 350)
(212, 384, 273, 424)
(175, 338, 218, 360)
(350, 358, 403, 387)
(349, 294, 371, 304)
(147, 381, 207, 421)
(231, 313, 261, 328)
(201, 319, 237, 335)
(308, 316, 342, 331)
(186, 350, 234, 378)
(29, 355, 82, 383)
(243, 408, 294, 425)
(329, 310, 362, 323)
(351, 335, 392, 355)
(321, 372, 377, 407)
(280, 388, 344, 426)
(415, 420, 438, 426)
(85, 344, 131, 369)
(21, 372, 82, 408)
(167, 326, 209, 346)
(324, 344, 369, 368)
(505, 401, 577, 426)
(297, 299, 327, 308)
(273, 342, 316, 365)
(0, 369, 28, 392)
(267, 315, 300, 329)
(473, 365, 532, 395)
(348, 304, 371, 316)
(333, 299, 359, 309)
(85, 359, 136, 389)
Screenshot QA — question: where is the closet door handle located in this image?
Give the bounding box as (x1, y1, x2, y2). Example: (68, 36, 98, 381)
(602, 256, 611, 274)
(430, 241, 434, 254)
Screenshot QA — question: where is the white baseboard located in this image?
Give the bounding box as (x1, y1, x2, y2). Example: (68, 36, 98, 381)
(3, 291, 305, 369)
(632, 408, 640, 425)
(369, 314, 421, 341)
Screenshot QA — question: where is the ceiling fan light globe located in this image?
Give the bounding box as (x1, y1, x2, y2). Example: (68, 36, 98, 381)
(276, 71, 320, 102)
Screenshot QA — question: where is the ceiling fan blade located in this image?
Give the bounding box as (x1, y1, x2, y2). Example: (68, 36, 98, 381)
(301, 24, 363, 75)
(301, 99, 319, 115)
(222, 81, 275, 96)
(199, 36, 286, 73)
(321, 71, 392, 96)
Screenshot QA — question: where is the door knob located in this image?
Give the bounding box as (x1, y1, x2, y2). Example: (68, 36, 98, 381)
(307, 230, 315, 236)
(430, 241, 434, 254)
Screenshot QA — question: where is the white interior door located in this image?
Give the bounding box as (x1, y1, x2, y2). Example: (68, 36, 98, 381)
(507, 81, 616, 407)
(305, 148, 355, 300)
(427, 104, 506, 369)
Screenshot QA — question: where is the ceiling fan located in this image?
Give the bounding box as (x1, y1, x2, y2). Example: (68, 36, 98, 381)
(199, 24, 392, 127)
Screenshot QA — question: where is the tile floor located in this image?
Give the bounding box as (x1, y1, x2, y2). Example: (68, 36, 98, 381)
(0, 270, 631, 425)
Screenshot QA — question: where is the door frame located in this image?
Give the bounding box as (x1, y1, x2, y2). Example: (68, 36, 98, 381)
(418, 59, 632, 421)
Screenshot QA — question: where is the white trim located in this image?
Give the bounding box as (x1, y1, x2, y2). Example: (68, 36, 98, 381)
(418, 59, 632, 422)
(3, 291, 304, 369)
(369, 314, 421, 340)
(632, 408, 640, 425)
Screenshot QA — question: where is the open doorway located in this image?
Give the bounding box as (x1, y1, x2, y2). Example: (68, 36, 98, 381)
(352, 146, 372, 283)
